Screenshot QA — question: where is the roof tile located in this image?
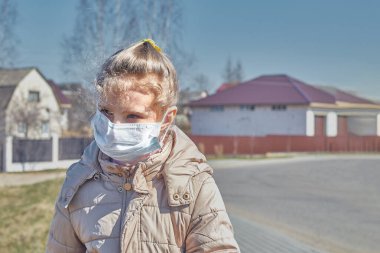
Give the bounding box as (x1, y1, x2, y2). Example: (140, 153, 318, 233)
(0, 68, 33, 86)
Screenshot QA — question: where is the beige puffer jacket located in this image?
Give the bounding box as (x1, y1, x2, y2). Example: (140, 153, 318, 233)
(46, 126, 240, 252)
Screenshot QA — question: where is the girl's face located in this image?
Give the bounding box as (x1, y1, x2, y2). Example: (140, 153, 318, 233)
(98, 89, 177, 129)
(98, 90, 159, 124)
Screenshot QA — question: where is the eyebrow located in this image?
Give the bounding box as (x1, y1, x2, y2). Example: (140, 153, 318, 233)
(99, 105, 150, 116)
(122, 105, 152, 115)
(127, 110, 150, 116)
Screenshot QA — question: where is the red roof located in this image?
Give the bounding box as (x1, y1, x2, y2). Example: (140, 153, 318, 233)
(190, 75, 376, 106)
(48, 80, 71, 106)
(317, 86, 375, 104)
(216, 83, 237, 93)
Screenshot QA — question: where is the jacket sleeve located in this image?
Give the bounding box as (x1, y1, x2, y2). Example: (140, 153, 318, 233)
(185, 175, 240, 253)
(45, 200, 86, 253)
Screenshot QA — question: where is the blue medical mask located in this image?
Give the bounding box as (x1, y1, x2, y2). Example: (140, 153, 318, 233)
(91, 109, 170, 162)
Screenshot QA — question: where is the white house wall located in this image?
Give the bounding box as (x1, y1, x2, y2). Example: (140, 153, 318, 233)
(191, 106, 380, 137)
(306, 110, 315, 136)
(6, 69, 62, 138)
(60, 108, 69, 133)
(326, 112, 338, 137)
(191, 106, 307, 136)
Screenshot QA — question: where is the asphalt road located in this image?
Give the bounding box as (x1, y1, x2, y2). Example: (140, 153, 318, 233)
(211, 155, 380, 253)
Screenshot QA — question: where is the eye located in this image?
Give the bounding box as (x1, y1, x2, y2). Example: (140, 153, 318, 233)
(127, 114, 141, 119)
(100, 108, 113, 116)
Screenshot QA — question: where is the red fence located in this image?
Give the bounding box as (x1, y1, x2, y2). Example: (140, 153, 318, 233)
(189, 135, 380, 155)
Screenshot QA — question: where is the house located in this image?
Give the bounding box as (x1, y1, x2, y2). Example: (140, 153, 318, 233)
(178, 88, 208, 116)
(48, 80, 71, 133)
(190, 74, 380, 137)
(176, 88, 208, 133)
(59, 82, 94, 137)
(0, 67, 70, 140)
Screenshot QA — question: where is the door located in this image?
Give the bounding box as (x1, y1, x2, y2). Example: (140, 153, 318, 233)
(315, 116, 326, 136)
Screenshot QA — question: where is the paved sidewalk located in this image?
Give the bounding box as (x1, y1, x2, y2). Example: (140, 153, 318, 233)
(230, 214, 328, 253)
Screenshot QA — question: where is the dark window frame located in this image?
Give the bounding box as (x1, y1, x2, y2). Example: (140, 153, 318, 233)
(28, 90, 40, 102)
(210, 105, 224, 112)
(271, 105, 287, 111)
(240, 105, 256, 111)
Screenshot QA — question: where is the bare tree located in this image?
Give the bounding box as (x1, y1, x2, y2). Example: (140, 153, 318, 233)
(61, 0, 139, 85)
(0, 0, 18, 67)
(234, 60, 244, 83)
(223, 57, 234, 83)
(193, 73, 210, 92)
(62, 0, 191, 85)
(7, 95, 62, 139)
(7, 95, 43, 138)
(222, 57, 244, 84)
(138, 0, 193, 78)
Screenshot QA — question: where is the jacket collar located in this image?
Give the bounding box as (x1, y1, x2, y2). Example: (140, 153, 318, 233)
(63, 126, 212, 208)
(161, 126, 213, 206)
(97, 134, 174, 194)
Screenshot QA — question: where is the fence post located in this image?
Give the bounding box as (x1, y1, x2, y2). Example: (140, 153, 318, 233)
(4, 136, 13, 172)
(52, 134, 59, 163)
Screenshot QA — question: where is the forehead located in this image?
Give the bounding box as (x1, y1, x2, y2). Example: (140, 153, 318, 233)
(97, 73, 165, 114)
(99, 89, 155, 109)
(99, 73, 160, 96)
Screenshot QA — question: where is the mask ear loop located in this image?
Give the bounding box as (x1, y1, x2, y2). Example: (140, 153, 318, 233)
(159, 106, 177, 147)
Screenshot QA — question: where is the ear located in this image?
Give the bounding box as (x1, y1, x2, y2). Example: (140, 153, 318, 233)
(161, 106, 177, 129)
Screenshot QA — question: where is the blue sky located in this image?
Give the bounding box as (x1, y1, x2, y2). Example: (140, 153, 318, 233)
(14, 0, 380, 100)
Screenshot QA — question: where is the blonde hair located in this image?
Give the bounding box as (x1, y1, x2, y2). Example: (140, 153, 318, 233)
(95, 40, 178, 111)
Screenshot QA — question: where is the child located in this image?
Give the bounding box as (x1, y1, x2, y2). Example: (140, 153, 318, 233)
(46, 39, 240, 252)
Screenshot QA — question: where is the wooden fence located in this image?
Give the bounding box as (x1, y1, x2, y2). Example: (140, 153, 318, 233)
(189, 135, 380, 156)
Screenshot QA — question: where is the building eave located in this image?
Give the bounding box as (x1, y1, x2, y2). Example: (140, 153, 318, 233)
(310, 102, 380, 110)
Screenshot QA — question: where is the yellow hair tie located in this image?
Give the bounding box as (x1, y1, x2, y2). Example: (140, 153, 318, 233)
(142, 39, 161, 52)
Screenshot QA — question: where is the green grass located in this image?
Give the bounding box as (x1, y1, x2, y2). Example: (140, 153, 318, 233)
(0, 178, 64, 253)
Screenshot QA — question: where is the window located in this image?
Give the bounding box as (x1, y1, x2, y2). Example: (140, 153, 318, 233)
(41, 121, 49, 134)
(28, 90, 40, 102)
(240, 105, 255, 111)
(272, 105, 287, 111)
(17, 122, 26, 134)
(210, 105, 224, 112)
